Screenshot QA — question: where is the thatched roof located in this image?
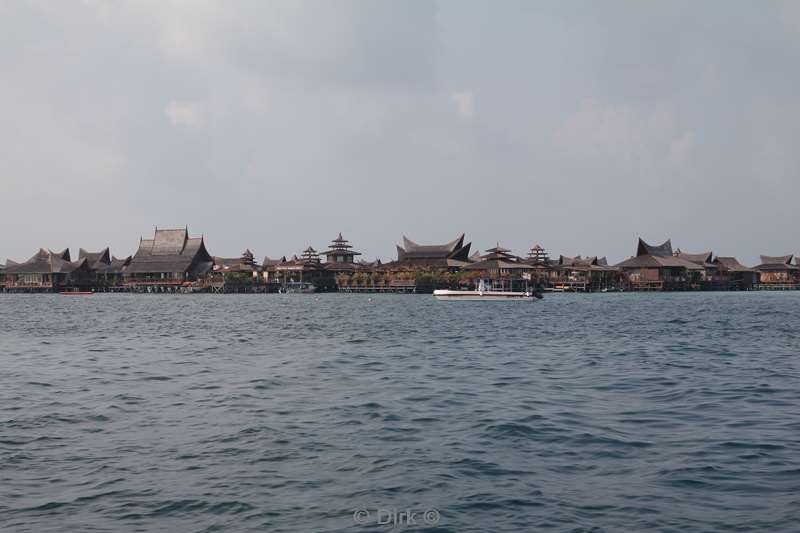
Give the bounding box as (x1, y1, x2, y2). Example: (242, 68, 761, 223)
(4, 248, 90, 275)
(555, 255, 618, 272)
(713, 257, 753, 273)
(616, 254, 704, 270)
(213, 251, 260, 273)
(262, 256, 287, 268)
(386, 233, 472, 269)
(78, 248, 111, 268)
(617, 237, 700, 270)
(675, 250, 713, 265)
(754, 254, 797, 271)
(396, 234, 471, 261)
(77, 248, 130, 274)
(463, 257, 530, 271)
(636, 238, 673, 257)
(759, 255, 793, 265)
(126, 228, 213, 275)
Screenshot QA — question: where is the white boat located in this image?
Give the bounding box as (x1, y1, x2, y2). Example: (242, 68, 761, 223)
(433, 279, 540, 301)
(279, 281, 317, 294)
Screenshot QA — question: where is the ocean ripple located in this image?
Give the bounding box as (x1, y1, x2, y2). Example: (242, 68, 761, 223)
(1, 292, 799, 532)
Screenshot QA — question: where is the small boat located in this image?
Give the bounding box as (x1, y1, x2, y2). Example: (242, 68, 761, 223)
(279, 281, 317, 294)
(434, 279, 542, 301)
(59, 291, 93, 296)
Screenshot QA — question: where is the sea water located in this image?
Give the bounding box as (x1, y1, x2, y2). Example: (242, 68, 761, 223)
(1, 292, 799, 532)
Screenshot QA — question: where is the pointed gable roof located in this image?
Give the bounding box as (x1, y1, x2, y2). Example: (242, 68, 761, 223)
(402, 233, 464, 254)
(618, 238, 702, 270)
(79, 248, 111, 267)
(126, 227, 212, 275)
(5, 248, 78, 275)
(637, 238, 673, 257)
(396, 234, 471, 262)
(262, 255, 287, 268)
(151, 228, 188, 255)
(558, 255, 581, 266)
(2, 260, 18, 272)
(556, 255, 606, 269)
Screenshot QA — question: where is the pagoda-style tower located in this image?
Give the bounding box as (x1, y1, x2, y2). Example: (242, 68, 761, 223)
(240, 249, 256, 268)
(482, 243, 517, 261)
(527, 244, 550, 265)
(301, 246, 321, 265)
(322, 233, 361, 264)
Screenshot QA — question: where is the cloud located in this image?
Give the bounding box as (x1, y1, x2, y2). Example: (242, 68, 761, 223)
(451, 91, 474, 118)
(552, 98, 695, 181)
(136, 0, 440, 88)
(164, 100, 205, 128)
(1, 1, 799, 264)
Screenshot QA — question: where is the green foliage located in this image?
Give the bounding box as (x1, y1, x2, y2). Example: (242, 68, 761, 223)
(414, 272, 442, 285)
(223, 272, 253, 287)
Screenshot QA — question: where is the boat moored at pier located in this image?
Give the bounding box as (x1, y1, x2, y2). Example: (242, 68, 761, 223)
(434, 279, 541, 301)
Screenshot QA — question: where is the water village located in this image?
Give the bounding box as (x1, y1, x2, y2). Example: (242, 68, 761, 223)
(0, 227, 798, 294)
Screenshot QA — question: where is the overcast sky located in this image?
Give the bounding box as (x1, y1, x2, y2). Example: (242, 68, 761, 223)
(2, 1, 798, 265)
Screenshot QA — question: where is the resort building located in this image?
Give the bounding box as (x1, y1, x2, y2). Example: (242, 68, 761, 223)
(211, 249, 263, 292)
(616, 238, 704, 290)
(753, 255, 798, 289)
(0, 262, 9, 291)
(357, 258, 382, 270)
(78, 248, 131, 289)
(387, 234, 472, 270)
(3, 248, 93, 292)
(5, 227, 800, 294)
(464, 244, 530, 275)
(462, 244, 536, 292)
(274, 246, 336, 291)
(548, 255, 622, 292)
(370, 234, 473, 293)
(213, 249, 260, 276)
(333, 256, 400, 292)
(522, 244, 552, 285)
(322, 233, 362, 270)
(711, 257, 757, 290)
(526, 244, 550, 265)
(261, 256, 286, 285)
(674, 250, 715, 280)
(124, 227, 214, 291)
